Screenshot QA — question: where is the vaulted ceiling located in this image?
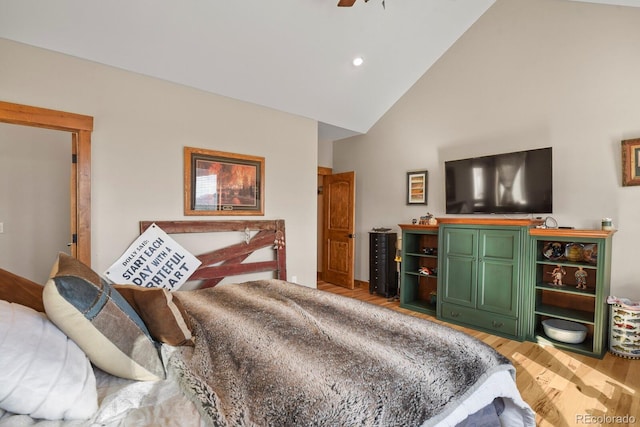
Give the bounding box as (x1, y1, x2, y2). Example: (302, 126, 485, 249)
(1, 0, 638, 141)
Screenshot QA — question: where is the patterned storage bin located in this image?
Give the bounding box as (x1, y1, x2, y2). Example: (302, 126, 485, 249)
(608, 296, 640, 359)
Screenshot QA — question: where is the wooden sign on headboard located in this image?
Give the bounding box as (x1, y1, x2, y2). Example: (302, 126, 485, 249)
(139, 220, 286, 289)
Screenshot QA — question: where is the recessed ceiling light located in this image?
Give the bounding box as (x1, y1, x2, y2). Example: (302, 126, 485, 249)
(352, 56, 364, 67)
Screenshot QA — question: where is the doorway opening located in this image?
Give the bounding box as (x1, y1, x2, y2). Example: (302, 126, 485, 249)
(0, 101, 93, 270)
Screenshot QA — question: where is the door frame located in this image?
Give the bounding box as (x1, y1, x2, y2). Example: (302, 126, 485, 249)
(0, 101, 93, 266)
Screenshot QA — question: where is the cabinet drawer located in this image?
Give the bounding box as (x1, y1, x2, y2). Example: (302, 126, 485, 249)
(440, 302, 518, 336)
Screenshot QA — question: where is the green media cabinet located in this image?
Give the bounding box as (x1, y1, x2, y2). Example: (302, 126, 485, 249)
(399, 219, 615, 358)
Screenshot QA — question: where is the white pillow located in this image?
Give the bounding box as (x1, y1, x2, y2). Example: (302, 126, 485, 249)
(0, 300, 98, 420)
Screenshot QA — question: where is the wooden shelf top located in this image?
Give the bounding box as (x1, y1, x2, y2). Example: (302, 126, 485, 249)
(399, 219, 616, 238)
(529, 228, 616, 239)
(437, 217, 544, 227)
(398, 223, 439, 231)
(400, 217, 545, 229)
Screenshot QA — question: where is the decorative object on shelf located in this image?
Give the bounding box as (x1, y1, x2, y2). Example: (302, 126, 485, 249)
(621, 138, 640, 186)
(406, 170, 428, 205)
(422, 247, 437, 255)
(184, 147, 265, 216)
(565, 243, 584, 262)
(575, 267, 588, 290)
(548, 265, 566, 286)
(582, 244, 598, 265)
(544, 216, 558, 229)
(536, 216, 559, 229)
(418, 266, 436, 276)
(418, 212, 437, 225)
(542, 318, 588, 344)
(601, 217, 614, 231)
(542, 242, 565, 261)
(607, 296, 640, 359)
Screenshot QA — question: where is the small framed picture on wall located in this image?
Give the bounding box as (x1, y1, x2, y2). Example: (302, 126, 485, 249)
(622, 138, 640, 186)
(407, 170, 428, 205)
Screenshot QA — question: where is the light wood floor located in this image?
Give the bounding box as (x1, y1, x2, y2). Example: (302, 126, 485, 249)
(317, 281, 639, 427)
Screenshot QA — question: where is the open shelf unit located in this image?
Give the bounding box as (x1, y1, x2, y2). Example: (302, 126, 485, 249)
(399, 224, 439, 315)
(528, 228, 615, 358)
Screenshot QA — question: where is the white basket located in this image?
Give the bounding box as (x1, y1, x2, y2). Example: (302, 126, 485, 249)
(609, 303, 640, 359)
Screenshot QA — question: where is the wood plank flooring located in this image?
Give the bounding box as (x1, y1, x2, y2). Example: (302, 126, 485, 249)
(317, 281, 639, 427)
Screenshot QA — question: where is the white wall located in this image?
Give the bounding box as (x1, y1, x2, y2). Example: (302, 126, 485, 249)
(333, 0, 640, 299)
(318, 139, 333, 168)
(0, 38, 318, 288)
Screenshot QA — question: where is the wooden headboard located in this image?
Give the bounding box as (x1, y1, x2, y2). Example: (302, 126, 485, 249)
(139, 220, 286, 289)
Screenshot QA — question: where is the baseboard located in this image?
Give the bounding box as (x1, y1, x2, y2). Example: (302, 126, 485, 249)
(317, 274, 370, 292)
(355, 280, 369, 291)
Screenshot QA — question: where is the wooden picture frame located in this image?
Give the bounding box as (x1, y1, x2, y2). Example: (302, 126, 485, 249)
(407, 170, 428, 205)
(622, 138, 640, 186)
(184, 147, 264, 215)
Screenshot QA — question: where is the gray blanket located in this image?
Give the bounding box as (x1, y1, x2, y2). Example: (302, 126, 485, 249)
(171, 280, 513, 426)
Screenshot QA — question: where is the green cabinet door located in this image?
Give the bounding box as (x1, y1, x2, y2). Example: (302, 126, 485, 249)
(477, 229, 520, 317)
(439, 224, 523, 339)
(440, 227, 477, 308)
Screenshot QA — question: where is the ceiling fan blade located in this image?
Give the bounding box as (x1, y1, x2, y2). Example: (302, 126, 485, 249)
(337, 0, 357, 7)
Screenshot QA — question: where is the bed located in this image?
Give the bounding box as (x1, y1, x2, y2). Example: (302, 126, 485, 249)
(0, 219, 535, 426)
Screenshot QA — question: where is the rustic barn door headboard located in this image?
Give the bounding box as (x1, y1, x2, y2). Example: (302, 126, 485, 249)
(139, 220, 286, 289)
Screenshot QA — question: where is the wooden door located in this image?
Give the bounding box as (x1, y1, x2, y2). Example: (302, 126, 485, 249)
(322, 171, 355, 288)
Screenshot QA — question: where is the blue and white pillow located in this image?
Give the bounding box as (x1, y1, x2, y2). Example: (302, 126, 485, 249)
(43, 253, 165, 381)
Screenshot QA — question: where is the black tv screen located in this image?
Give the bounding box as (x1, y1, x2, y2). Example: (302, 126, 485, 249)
(445, 147, 552, 214)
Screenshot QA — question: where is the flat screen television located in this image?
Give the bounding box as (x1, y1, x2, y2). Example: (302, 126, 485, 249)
(445, 147, 552, 214)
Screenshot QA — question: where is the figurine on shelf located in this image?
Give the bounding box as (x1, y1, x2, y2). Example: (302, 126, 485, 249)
(548, 265, 566, 286)
(422, 247, 437, 255)
(418, 267, 437, 276)
(418, 267, 432, 276)
(418, 212, 438, 226)
(575, 266, 588, 290)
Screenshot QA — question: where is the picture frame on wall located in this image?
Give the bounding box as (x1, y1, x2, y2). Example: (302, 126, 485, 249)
(621, 138, 640, 186)
(407, 170, 428, 205)
(184, 147, 265, 215)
